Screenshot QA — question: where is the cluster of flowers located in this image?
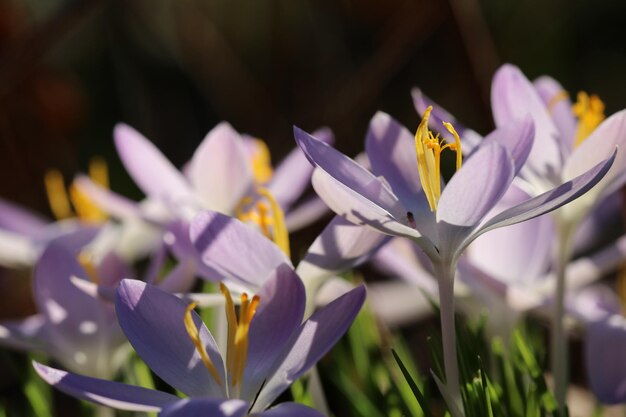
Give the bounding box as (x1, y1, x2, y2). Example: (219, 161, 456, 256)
(1, 64, 626, 416)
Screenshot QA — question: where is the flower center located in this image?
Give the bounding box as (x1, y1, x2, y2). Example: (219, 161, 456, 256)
(183, 285, 260, 394)
(44, 158, 109, 223)
(414, 106, 463, 212)
(249, 138, 274, 185)
(235, 188, 290, 257)
(76, 252, 102, 284)
(572, 91, 605, 147)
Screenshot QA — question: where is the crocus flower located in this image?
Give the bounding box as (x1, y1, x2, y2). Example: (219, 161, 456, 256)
(76, 122, 333, 248)
(294, 106, 614, 405)
(0, 225, 195, 379)
(35, 264, 365, 416)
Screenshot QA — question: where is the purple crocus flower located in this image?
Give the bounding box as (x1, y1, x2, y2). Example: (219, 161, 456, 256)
(76, 122, 333, 235)
(35, 265, 365, 416)
(294, 106, 614, 404)
(0, 225, 195, 379)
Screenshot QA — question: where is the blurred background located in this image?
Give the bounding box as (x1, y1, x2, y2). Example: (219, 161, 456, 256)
(1, 0, 626, 412)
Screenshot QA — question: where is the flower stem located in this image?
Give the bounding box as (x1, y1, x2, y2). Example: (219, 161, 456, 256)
(551, 223, 575, 414)
(433, 261, 461, 410)
(94, 405, 115, 417)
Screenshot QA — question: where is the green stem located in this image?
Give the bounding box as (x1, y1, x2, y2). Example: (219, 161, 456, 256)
(433, 260, 461, 410)
(551, 223, 575, 414)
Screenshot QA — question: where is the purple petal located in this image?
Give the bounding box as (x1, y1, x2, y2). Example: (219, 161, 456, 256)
(564, 110, 626, 199)
(585, 315, 626, 404)
(115, 279, 225, 397)
(73, 176, 141, 219)
(480, 116, 534, 176)
(568, 285, 621, 322)
(256, 402, 326, 417)
(269, 127, 334, 210)
(573, 193, 625, 255)
(411, 88, 483, 154)
(296, 215, 388, 284)
(186, 122, 253, 213)
(34, 362, 178, 412)
(437, 143, 514, 227)
(0, 198, 48, 238)
(240, 265, 305, 402)
(190, 211, 292, 290)
(156, 259, 197, 294)
(466, 185, 554, 286)
(491, 64, 563, 176)
(252, 285, 366, 411)
(365, 112, 436, 234)
(310, 169, 424, 241)
(283, 196, 329, 232)
(33, 235, 119, 370)
(533, 76, 577, 152)
(370, 237, 437, 294)
(114, 123, 194, 202)
(160, 398, 248, 417)
(474, 150, 616, 242)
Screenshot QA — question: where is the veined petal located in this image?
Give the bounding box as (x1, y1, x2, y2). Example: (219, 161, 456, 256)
(187, 122, 253, 213)
(240, 266, 305, 403)
(295, 126, 406, 217)
(466, 185, 554, 286)
(115, 279, 225, 398)
(411, 88, 483, 154)
(190, 211, 292, 290)
(255, 402, 327, 417)
(160, 398, 248, 417)
(564, 109, 626, 201)
(472, 150, 616, 246)
(480, 116, 535, 176)
(437, 143, 514, 227)
(269, 127, 334, 210)
(585, 315, 626, 404)
(533, 76, 577, 152)
(0, 198, 48, 237)
(491, 64, 563, 177)
(296, 215, 389, 287)
(311, 169, 431, 248)
(114, 123, 194, 202)
(33, 362, 178, 412)
(251, 285, 365, 412)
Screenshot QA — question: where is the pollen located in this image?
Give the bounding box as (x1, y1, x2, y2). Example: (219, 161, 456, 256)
(235, 188, 290, 257)
(414, 106, 463, 212)
(183, 302, 223, 386)
(572, 91, 605, 147)
(220, 283, 260, 392)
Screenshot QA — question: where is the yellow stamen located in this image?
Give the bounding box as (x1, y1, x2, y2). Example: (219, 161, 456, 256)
(219, 283, 259, 389)
(250, 138, 274, 184)
(256, 188, 290, 258)
(414, 106, 463, 212)
(572, 91, 605, 147)
(183, 302, 222, 385)
(69, 185, 107, 223)
(88, 157, 109, 189)
(44, 158, 110, 223)
(44, 170, 73, 220)
(235, 189, 291, 258)
(547, 90, 570, 114)
(76, 252, 102, 284)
